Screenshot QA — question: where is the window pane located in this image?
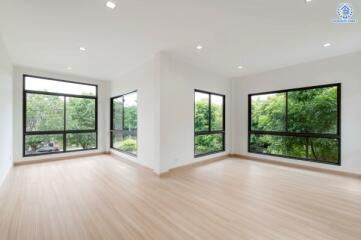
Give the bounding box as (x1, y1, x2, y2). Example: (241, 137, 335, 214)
(25, 76, 96, 96)
(112, 97, 123, 130)
(211, 94, 224, 131)
(112, 132, 137, 155)
(123, 92, 137, 131)
(250, 134, 307, 159)
(288, 86, 338, 134)
(66, 97, 96, 130)
(25, 134, 63, 155)
(195, 133, 223, 156)
(250, 134, 285, 155)
(308, 138, 339, 164)
(251, 93, 286, 131)
(66, 132, 96, 151)
(195, 92, 209, 132)
(26, 93, 64, 131)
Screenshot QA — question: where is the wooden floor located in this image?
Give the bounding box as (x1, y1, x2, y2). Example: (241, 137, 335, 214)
(0, 155, 361, 240)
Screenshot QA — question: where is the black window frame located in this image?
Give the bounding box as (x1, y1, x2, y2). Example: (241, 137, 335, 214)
(248, 83, 341, 165)
(194, 89, 226, 157)
(23, 74, 98, 157)
(110, 90, 138, 157)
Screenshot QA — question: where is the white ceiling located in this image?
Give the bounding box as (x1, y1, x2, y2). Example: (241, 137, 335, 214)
(0, 0, 360, 81)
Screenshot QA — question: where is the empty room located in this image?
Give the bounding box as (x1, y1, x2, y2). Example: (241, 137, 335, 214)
(0, 0, 361, 239)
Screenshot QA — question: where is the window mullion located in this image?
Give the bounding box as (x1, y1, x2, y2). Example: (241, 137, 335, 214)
(64, 96, 67, 152)
(122, 97, 125, 132)
(208, 93, 211, 133)
(285, 92, 288, 132)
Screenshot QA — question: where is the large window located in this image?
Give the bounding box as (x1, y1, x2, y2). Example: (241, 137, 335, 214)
(194, 90, 225, 157)
(110, 91, 138, 156)
(249, 84, 341, 165)
(23, 75, 97, 156)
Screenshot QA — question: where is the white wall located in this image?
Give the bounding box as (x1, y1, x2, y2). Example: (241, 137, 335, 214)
(13, 66, 110, 163)
(0, 36, 13, 185)
(110, 53, 231, 173)
(110, 55, 161, 173)
(159, 53, 231, 172)
(231, 51, 361, 174)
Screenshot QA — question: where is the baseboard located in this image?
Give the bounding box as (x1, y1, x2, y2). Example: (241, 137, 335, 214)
(0, 164, 12, 188)
(14, 152, 107, 166)
(231, 154, 361, 179)
(159, 154, 230, 177)
(109, 152, 155, 174)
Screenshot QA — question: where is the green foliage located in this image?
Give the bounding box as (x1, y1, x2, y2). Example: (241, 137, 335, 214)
(25, 135, 63, 154)
(67, 133, 96, 150)
(26, 94, 64, 131)
(195, 99, 224, 132)
(111, 94, 138, 155)
(288, 87, 337, 133)
(113, 99, 123, 129)
(66, 98, 95, 130)
(195, 99, 209, 132)
(194, 95, 224, 155)
(25, 94, 96, 154)
(251, 93, 285, 131)
(124, 106, 137, 130)
(114, 135, 137, 155)
(195, 134, 223, 155)
(250, 86, 339, 163)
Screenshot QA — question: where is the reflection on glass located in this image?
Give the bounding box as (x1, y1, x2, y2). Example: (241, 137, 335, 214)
(26, 94, 64, 131)
(112, 97, 123, 130)
(195, 92, 209, 132)
(25, 134, 63, 155)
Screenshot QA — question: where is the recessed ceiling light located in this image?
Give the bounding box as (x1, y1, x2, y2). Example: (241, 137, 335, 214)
(237, 65, 244, 69)
(323, 42, 331, 48)
(79, 47, 86, 51)
(305, 0, 312, 3)
(196, 45, 203, 50)
(67, 66, 72, 70)
(106, 1, 116, 9)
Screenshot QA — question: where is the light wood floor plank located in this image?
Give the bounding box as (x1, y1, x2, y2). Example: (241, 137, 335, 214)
(0, 155, 360, 240)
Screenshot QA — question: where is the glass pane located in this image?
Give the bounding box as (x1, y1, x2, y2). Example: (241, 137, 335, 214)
(250, 134, 307, 159)
(123, 92, 137, 131)
(25, 134, 64, 155)
(195, 133, 223, 156)
(195, 92, 209, 132)
(25, 76, 96, 96)
(250, 134, 285, 155)
(308, 138, 339, 164)
(26, 93, 64, 131)
(251, 93, 286, 131)
(288, 86, 338, 134)
(66, 132, 96, 151)
(112, 132, 137, 155)
(66, 97, 96, 130)
(112, 97, 123, 130)
(211, 94, 224, 131)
